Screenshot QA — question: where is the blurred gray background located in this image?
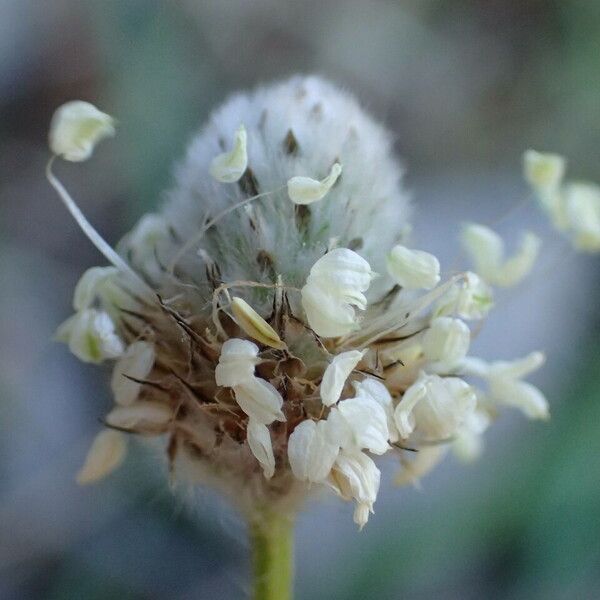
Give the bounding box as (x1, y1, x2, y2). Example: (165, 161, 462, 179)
(1, 1, 600, 598)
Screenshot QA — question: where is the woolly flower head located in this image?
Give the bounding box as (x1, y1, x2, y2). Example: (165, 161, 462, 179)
(49, 76, 550, 528)
(151, 76, 409, 303)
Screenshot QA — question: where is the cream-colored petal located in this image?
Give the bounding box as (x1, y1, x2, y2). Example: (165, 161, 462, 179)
(301, 249, 374, 338)
(523, 149, 566, 194)
(215, 338, 260, 387)
(337, 395, 390, 455)
(352, 378, 399, 443)
(105, 402, 172, 429)
(76, 430, 126, 484)
(422, 317, 470, 368)
(111, 341, 155, 406)
(288, 419, 339, 482)
(63, 309, 124, 364)
(395, 374, 476, 441)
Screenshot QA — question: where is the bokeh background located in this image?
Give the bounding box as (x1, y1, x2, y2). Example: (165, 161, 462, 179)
(2, 1, 600, 598)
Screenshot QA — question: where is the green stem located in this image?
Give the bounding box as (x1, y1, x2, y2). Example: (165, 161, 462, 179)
(250, 510, 295, 600)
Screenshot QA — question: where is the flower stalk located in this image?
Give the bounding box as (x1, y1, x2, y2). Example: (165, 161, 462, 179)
(250, 510, 295, 600)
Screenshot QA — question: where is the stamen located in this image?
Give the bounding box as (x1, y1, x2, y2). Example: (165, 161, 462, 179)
(211, 280, 301, 340)
(46, 158, 154, 298)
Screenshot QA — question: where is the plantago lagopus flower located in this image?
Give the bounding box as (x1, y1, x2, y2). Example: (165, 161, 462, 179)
(49, 76, 565, 535)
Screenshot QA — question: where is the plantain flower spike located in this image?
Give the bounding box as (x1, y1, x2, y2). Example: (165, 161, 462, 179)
(48, 76, 568, 534)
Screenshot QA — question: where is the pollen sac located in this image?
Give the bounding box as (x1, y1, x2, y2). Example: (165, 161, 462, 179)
(230, 297, 286, 350)
(386, 244, 440, 290)
(56, 308, 124, 363)
(462, 351, 549, 420)
(49, 100, 115, 162)
(435, 271, 493, 320)
(563, 182, 600, 252)
(73, 266, 119, 310)
(287, 162, 342, 205)
(209, 124, 248, 183)
(489, 378, 549, 420)
(523, 149, 566, 195)
(461, 224, 541, 287)
(301, 248, 374, 338)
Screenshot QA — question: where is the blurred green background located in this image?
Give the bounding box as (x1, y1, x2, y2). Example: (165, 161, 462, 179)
(1, 1, 599, 598)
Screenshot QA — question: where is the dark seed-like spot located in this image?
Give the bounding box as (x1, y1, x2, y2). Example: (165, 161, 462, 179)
(258, 109, 268, 130)
(310, 103, 323, 119)
(257, 250, 276, 281)
(283, 129, 299, 155)
(348, 237, 363, 251)
(238, 167, 260, 197)
(295, 204, 311, 234)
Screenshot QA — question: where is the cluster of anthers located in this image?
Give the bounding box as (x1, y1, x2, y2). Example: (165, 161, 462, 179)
(47, 77, 598, 528)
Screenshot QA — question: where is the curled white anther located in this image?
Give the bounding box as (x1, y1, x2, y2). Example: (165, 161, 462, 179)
(230, 297, 286, 350)
(210, 125, 248, 183)
(56, 308, 124, 364)
(49, 101, 115, 162)
(287, 162, 342, 205)
(461, 224, 540, 287)
(386, 245, 440, 290)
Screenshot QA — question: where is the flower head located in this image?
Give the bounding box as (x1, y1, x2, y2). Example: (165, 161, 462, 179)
(48, 76, 558, 528)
